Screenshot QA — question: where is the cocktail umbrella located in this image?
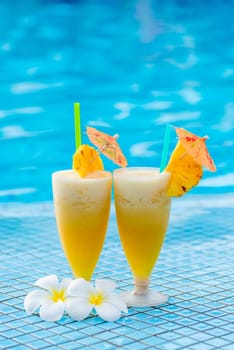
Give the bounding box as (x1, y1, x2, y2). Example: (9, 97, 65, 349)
(175, 127, 216, 172)
(86, 126, 127, 167)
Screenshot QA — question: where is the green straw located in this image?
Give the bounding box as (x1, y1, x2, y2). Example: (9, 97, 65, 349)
(160, 124, 172, 172)
(74, 102, 82, 149)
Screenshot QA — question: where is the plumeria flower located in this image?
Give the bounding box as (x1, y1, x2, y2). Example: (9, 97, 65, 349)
(68, 278, 128, 321)
(24, 275, 78, 322)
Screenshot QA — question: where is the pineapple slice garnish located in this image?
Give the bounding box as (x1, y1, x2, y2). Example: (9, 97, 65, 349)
(73, 144, 103, 177)
(164, 141, 203, 197)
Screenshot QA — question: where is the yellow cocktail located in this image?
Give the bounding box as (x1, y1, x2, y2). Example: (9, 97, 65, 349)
(52, 169, 112, 280)
(114, 167, 171, 306)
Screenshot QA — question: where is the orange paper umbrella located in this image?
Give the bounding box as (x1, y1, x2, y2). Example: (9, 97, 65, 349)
(86, 126, 127, 167)
(175, 127, 216, 172)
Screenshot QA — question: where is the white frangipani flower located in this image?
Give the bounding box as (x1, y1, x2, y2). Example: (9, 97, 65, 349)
(68, 278, 128, 321)
(24, 275, 77, 322)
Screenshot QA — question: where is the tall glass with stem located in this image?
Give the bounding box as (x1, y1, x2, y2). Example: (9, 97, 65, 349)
(114, 167, 171, 306)
(52, 169, 112, 281)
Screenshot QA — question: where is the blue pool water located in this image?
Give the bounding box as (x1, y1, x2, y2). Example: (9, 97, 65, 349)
(0, 2, 234, 350)
(1, 0, 234, 202)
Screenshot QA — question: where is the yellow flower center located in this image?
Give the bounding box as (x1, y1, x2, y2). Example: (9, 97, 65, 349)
(89, 292, 104, 306)
(51, 289, 66, 303)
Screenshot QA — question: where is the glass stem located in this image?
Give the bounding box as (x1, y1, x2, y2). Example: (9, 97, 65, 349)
(133, 278, 149, 295)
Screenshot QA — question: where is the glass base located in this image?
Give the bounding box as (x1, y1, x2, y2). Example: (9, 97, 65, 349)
(121, 289, 168, 307)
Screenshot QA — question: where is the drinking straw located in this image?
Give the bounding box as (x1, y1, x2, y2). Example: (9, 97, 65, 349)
(74, 102, 82, 149)
(160, 124, 172, 172)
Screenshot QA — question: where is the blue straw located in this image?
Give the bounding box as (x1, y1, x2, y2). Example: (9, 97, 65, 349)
(160, 124, 172, 172)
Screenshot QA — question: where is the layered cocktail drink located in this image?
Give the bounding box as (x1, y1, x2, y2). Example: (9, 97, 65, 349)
(114, 167, 171, 306)
(52, 169, 112, 280)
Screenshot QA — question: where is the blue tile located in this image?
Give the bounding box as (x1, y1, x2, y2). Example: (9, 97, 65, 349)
(161, 313, 181, 322)
(174, 337, 197, 346)
(0, 315, 12, 323)
(222, 333, 234, 342)
(191, 313, 210, 322)
(205, 301, 226, 308)
(175, 308, 197, 317)
(127, 331, 148, 341)
(192, 305, 210, 313)
(2, 329, 22, 338)
(206, 327, 229, 337)
(63, 322, 87, 331)
(0, 325, 8, 333)
(14, 334, 36, 344)
(189, 343, 213, 350)
(175, 318, 197, 327)
(96, 332, 117, 341)
(80, 325, 103, 336)
(77, 336, 101, 346)
(159, 342, 181, 350)
(191, 322, 213, 331)
(190, 332, 213, 341)
(98, 322, 120, 330)
(0, 304, 17, 314)
(161, 305, 180, 312)
(23, 316, 42, 326)
(112, 326, 134, 336)
(12, 311, 29, 319)
(221, 345, 234, 350)
(35, 320, 57, 330)
(126, 320, 150, 330)
(32, 330, 52, 339)
(222, 314, 234, 322)
(143, 336, 165, 346)
(146, 309, 165, 317)
(221, 296, 234, 303)
(89, 343, 117, 350)
(158, 322, 181, 331)
(60, 342, 86, 350)
(221, 323, 234, 332)
(26, 340, 50, 349)
(176, 293, 194, 300)
(110, 336, 133, 346)
(192, 297, 210, 304)
(63, 331, 86, 341)
(206, 337, 231, 347)
(222, 306, 234, 313)
(0, 295, 10, 302)
(159, 332, 181, 341)
(0, 339, 19, 349)
(49, 325, 71, 334)
(131, 312, 151, 321)
(46, 335, 69, 345)
(175, 327, 197, 336)
(175, 301, 195, 308)
(206, 318, 228, 327)
(126, 343, 149, 350)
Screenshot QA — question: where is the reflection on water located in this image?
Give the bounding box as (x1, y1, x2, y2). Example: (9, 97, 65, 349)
(0, 0, 234, 201)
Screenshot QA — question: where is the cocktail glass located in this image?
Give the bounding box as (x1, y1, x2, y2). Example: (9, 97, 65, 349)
(52, 170, 112, 281)
(114, 167, 171, 307)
